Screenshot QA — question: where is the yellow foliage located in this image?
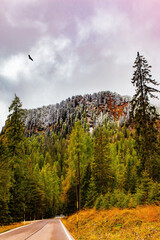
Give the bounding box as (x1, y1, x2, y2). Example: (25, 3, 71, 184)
(61, 175, 71, 203)
(0, 222, 31, 234)
(62, 205, 160, 240)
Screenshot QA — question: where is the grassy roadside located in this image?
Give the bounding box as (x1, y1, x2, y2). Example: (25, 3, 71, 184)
(0, 222, 31, 234)
(62, 205, 160, 240)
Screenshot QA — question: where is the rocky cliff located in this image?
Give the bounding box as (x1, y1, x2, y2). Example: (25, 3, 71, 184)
(23, 91, 130, 136)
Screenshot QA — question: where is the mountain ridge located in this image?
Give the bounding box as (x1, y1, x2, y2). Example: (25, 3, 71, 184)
(23, 91, 131, 136)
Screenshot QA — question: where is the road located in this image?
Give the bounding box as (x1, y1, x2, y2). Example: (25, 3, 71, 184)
(0, 218, 74, 240)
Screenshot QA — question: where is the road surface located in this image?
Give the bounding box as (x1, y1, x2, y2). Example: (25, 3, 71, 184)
(0, 218, 74, 240)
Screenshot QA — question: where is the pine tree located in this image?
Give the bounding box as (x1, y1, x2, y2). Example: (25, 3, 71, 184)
(86, 176, 98, 207)
(92, 130, 112, 195)
(4, 94, 25, 163)
(3, 95, 26, 222)
(0, 139, 11, 224)
(81, 163, 92, 208)
(130, 52, 160, 177)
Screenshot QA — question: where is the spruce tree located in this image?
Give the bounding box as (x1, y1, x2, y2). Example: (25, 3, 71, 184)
(86, 175, 98, 207)
(4, 94, 25, 162)
(130, 52, 160, 177)
(3, 94, 26, 221)
(81, 163, 92, 208)
(92, 130, 112, 195)
(0, 139, 11, 224)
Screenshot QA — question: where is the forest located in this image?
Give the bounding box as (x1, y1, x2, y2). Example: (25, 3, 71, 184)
(0, 52, 160, 225)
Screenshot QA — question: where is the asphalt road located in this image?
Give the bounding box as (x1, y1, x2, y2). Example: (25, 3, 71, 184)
(0, 219, 74, 240)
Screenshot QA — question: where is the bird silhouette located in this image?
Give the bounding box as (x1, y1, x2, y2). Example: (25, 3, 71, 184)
(28, 55, 33, 61)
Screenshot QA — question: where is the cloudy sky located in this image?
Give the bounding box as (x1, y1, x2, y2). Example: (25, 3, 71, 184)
(0, 0, 160, 128)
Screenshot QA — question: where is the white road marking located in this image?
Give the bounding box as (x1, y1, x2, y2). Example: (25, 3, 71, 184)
(59, 220, 75, 240)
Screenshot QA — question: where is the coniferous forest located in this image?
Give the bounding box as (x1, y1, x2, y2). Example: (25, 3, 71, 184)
(0, 52, 160, 225)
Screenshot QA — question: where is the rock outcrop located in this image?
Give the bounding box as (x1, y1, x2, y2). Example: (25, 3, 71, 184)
(23, 91, 130, 135)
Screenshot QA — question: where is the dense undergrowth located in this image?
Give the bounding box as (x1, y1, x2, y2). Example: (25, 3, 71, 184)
(62, 205, 160, 240)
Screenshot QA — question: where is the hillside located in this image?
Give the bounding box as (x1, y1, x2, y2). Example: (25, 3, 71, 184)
(62, 206, 160, 240)
(23, 91, 130, 135)
(1, 78, 159, 225)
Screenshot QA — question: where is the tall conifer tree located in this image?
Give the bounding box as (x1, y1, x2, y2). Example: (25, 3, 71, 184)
(92, 130, 112, 195)
(3, 94, 26, 221)
(130, 52, 160, 177)
(0, 139, 11, 224)
(4, 94, 25, 162)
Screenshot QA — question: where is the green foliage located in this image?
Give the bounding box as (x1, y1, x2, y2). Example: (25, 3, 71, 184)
(0, 95, 64, 224)
(63, 121, 93, 210)
(86, 176, 98, 207)
(0, 140, 11, 224)
(130, 52, 160, 176)
(81, 163, 92, 208)
(0, 87, 160, 224)
(92, 130, 112, 194)
(95, 190, 132, 209)
(4, 94, 25, 160)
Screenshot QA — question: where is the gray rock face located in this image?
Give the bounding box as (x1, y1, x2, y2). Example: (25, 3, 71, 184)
(22, 91, 130, 134)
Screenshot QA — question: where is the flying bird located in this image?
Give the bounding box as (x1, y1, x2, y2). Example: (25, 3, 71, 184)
(28, 54, 33, 61)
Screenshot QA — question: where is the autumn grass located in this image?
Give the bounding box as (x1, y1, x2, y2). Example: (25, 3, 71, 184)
(62, 205, 160, 240)
(0, 221, 31, 234)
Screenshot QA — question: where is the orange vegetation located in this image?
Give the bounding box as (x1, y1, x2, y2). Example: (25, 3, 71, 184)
(0, 221, 30, 234)
(62, 205, 160, 240)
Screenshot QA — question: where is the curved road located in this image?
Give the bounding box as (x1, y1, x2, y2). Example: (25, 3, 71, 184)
(0, 219, 74, 240)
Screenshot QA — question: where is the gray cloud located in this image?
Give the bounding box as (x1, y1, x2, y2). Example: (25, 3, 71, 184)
(0, 0, 160, 129)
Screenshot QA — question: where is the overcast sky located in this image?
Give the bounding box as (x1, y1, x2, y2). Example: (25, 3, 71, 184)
(0, 0, 160, 129)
